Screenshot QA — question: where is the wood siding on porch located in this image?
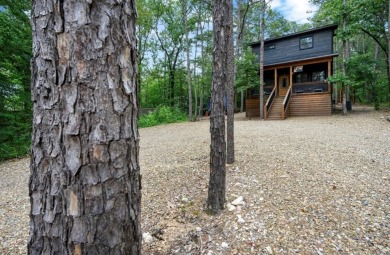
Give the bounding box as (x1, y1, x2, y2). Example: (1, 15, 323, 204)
(288, 93, 331, 116)
(245, 98, 260, 117)
(246, 93, 331, 118)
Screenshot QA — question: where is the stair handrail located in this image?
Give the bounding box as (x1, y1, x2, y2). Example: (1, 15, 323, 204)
(282, 85, 292, 119)
(264, 87, 276, 119)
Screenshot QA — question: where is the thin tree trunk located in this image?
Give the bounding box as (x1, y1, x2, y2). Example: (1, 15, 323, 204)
(259, 0, 266, 120)
(342, 0, 348, 114)
(28, 0, 141, 254)
(373, 43, 380, 108)
(241, 90, 244, 112)
(207, 0, 230, 212)
(227, 0, 235, 164)
(198, 14, 205, 118)
(184, 0, 193, 120)
(388, 0, 390, 102)
(194, 19, 199, 120)
(237, 0, 244, 113)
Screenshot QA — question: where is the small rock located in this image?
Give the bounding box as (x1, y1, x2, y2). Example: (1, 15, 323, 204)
(196, 227, 202, 232)
(227, 203, 236, 211)
(265, 246, 273, 254)
(237, 215, 245, 224)
(221, 242, 229, 248)
(207, 251, 213, 255)
(387, 116, 390, 122)
(142, 232, 153, 243)
(231, 196, 244, 206)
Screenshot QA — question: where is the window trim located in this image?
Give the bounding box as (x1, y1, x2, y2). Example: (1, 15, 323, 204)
(299, 36, 313, 50)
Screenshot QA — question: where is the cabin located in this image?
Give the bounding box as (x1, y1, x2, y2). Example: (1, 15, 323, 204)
(246, 24, 338, 119)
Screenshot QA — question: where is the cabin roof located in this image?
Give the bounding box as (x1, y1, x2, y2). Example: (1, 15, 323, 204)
(249, 24, 338, 47)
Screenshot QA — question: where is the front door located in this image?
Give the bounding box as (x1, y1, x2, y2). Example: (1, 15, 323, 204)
(278, 74, 289, 96)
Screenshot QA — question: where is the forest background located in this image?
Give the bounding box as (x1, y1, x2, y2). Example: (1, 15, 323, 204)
(1, 0, 389, 161)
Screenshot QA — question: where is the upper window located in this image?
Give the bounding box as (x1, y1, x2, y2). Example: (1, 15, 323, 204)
(300, 36, 313, 50)
(265, 44, 275, 50)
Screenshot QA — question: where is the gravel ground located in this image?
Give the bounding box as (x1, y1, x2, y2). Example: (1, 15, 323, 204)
(1, 106, 389, 254)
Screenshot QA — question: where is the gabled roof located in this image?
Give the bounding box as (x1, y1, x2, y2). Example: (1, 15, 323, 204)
(249, 24, 338, 46)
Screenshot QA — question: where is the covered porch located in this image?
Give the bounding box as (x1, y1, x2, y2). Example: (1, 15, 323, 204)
(246, 56, 334, 119)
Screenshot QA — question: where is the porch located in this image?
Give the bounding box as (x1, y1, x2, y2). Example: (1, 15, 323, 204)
(245, 57, 333, 119)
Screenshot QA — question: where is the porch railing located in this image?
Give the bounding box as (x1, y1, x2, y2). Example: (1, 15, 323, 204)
(282, 85, 292, 119)
(264, 87, 276, 119)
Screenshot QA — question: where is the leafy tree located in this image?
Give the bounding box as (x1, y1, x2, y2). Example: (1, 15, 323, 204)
(236, 48, 260, 92)
(0, 0, 32, 160)
(136, 0, 154, 108)
(152, 0, 186, 107)
(311, 0, 390, 106)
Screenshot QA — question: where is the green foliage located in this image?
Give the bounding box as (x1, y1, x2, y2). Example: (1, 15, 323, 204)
(0, 0, 32, 161)
(235, 48, 259, 91)
(0, 110, 31, 160)
(312, 0, 390, 104)
(138, 106, 188, 128)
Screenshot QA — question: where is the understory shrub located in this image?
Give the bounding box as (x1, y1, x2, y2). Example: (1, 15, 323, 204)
(138, 106, 188, 128)
(0, 111, 31, 161)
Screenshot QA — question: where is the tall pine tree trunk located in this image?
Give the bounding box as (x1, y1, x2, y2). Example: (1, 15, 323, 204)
(28, 1, 141, 254)
(226, 0, 235, 164)
(184, 0, 193, 121)
(198, 13, 205, 118)
(207, 0, 230, 211)
(259, 0, 265, 120)
(342, 0, 349, 114)
(194, 20, 199, 119)
(198, 17, 206, 119)
(388, 0, 390, 103)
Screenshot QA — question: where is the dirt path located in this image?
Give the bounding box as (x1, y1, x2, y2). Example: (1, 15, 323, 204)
(1, 106, 389, 254)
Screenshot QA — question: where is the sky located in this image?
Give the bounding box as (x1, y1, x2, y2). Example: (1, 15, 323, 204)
(270, 0, 318, 24)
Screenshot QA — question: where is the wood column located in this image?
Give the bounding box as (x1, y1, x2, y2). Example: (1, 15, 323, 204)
(274, 68, 278, 96)
(328, 60, 332, 93)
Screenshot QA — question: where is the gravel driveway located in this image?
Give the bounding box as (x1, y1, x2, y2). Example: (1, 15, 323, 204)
(1, 106, 389, 254)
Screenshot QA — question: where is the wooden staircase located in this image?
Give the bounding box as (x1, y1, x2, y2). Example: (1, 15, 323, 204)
(267, 96, 284, 120)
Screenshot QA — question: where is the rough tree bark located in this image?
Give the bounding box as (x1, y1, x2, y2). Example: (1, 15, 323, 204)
(207, 0, 230, 211)
(226, 0, 235, 164)
(28, 0, 141, 254)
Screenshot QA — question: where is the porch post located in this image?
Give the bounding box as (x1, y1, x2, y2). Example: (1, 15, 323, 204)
(328, 60, 332, 93)
(274, 68, 277, 95)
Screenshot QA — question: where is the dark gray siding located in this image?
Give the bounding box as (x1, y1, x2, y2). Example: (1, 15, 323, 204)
(252, 29, 334, 66)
